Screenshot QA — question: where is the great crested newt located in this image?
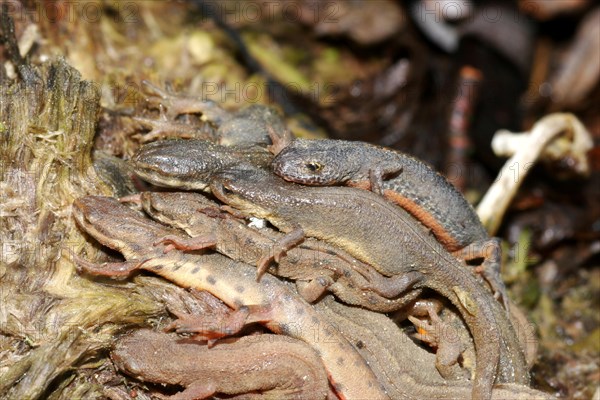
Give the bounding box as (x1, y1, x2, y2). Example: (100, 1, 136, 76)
(72, 196, 388, 400)
(271, 138, 508, 309)
(208, 167, 529, 400)
(112, 330, 330, 399)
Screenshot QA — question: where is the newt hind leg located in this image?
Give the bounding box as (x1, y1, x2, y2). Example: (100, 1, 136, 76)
(72, 253, 148, 279)
(407, 299, 469, 381)
(452, 238, 510, 312)
(295, 276, 334, 303)
(154, 234, 218, 253)
(165, 305, 276, 343)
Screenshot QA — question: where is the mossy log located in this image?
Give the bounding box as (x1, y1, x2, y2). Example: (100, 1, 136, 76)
(0, 59, 180, 399)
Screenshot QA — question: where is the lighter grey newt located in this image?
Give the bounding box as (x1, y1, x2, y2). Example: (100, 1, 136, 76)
(316, 295, 555, 400)
(112, 330, 331, 399)
(136, 190, 422, 311)
(209, 167, 529, 400)
(271, 138, 508, 309)
(72, 196, 389, 400)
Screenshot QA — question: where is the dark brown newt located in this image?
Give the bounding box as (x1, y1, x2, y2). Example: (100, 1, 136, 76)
(271, 138, 508, 308)
(209, 167, 529, 400)
(72, 196, 389, 400)
(137, 190, 422, 311)
(316, 295, 555, 400)
(112, 330, 330, 399)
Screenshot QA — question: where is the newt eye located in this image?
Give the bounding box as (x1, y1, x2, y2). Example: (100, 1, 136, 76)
(305, 162, 322, 172)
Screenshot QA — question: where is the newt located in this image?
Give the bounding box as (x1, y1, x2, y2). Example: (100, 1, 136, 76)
(136, 191, 539, 379)
(132, 139, 272, 191)
(130, 137, 536, 373)
(142, 81, 291, 148)
(72, 196, 388, 400)
(112, 330, 330, 399)
(399, 298, 475, 380)
(137, 190, 422, 311)
(209, 167, 530, 400)
(215, 104, 291, 148)
(316, 295, 554, 400)
(271, 139, 508, 308)
(400, 297, 535, 375)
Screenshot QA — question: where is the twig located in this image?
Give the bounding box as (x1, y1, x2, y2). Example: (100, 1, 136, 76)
(477, 113, 593, 235)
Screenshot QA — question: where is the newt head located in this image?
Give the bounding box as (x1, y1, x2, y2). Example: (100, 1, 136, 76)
(72, 196, 175, 253)
(210, 168, 271, 218)
(132, 140, 221, 191)
(72, 196, 115, 245)
(271, 139, 361, 185)
(72, 196, 142, 254)
(209, 168, 299, 232)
